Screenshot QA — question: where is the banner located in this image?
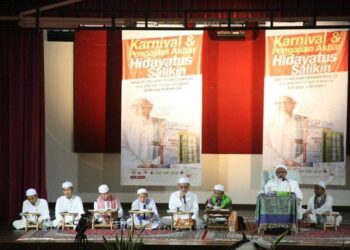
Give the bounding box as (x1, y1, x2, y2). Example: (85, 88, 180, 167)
(121, 31, 203, 186)
(263, 28, 348, 185)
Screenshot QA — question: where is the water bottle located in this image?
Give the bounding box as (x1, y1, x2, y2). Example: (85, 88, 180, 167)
(42, 219, 49, 231)
(229, 216, 235, 233)
(120, 218, 126, 229)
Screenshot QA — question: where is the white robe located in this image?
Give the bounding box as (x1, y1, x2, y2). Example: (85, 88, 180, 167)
(127, 198, 159, 229)
(162, 190, 201, 227)
(263, 114, 306, 168)
(12, 198, 50, 230)
(305, 194, 342, 226)
(264, 178, 303, 200)
(53, 195, 84, 227)
(121, 116, 164, 167)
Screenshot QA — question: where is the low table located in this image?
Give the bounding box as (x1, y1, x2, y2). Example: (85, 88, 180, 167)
(167, 210, 194, 231)
(129, 210, 155, 230)
(89, 209, 118, 230)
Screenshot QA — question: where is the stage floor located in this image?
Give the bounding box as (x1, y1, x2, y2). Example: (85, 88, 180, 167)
(1, 222, 350, 250)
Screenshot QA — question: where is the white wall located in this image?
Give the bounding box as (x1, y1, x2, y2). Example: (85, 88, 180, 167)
(44, 40, 350, 206)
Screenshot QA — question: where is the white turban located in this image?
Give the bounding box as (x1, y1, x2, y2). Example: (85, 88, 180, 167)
(214, 184, 225, 192)
(317, 181, 326, 189)
(98, 184, 109, 194)
(274, 164, 288, 172)
(137, 188, 148, 195)
(178, 177, 190, 184)
(62, 181, 73, 189)
(26, 188, 37, 197)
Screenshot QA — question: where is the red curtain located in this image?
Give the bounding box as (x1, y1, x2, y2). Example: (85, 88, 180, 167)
(74, 30, 265, 153)
(0, 28, 46, 223)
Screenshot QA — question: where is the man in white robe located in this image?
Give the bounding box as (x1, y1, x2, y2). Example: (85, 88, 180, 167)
(303, 181, 342, 226)
(53, 181, 84, 228)
(264, 165, 303, 219)
(163, 177, 201, 228)
(128, 188, 159, 229)
(12, 188, 50, 229)
(121, 98, 166, 168)
(263, 96, 308, 168)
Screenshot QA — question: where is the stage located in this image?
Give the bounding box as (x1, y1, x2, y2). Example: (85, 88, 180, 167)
(1, 222, 350, 250)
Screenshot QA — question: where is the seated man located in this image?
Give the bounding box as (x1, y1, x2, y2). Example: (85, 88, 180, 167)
(53, 181, 85, 228)
(264, 164, 303, 219)
(205, 184, 232, 210)
(13, 188, 50, 230)
(128, 188, 159, 229)
(94, 184, 123, 223)
(205, 184, 234, 229)
(163, 177, 201, 229)
(303, 181, 342, 227)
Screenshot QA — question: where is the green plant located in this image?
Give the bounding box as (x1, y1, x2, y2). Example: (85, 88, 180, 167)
(103, 227, 145, 250)
(269, 228, 289, 250)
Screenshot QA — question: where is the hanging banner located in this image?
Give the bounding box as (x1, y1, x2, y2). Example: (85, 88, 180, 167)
(121, 31, 203, 186)
(263, 28, 348, 185)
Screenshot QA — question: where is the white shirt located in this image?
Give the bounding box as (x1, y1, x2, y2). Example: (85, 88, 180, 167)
(131, 198, 159, 219)
(307, 194, 333, 215)
(21, 198, 50, 222)
(121, 116, 164, 167)
(169, 190, 199, 219)
(263, 114, 306, 167)
(55, 195, 84, 222)
(264, 178, 303, 200)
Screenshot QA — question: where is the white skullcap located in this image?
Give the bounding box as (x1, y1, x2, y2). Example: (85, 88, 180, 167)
(274, 164, 288, 172)
(178, 177, 190, 184)
(98, 184, 109, 194)
(62, 181, 73, 189)
(137, 188, 148, 195)
(214, 184, 225, 192)
(26, 188, 37, 196)
(317, 181, 326, 189)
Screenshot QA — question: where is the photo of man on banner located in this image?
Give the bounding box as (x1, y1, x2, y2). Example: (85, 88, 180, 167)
(263, 95, 308, 167)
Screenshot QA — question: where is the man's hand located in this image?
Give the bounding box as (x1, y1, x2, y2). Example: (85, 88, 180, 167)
(284, 159, 301, 167)
(137, 163, 158, 168)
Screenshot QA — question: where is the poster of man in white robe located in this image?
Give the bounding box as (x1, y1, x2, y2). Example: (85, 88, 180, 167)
(263, 27, 348, 185)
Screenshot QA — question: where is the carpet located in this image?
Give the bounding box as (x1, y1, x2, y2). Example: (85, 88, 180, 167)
(17, 224, 350, 245)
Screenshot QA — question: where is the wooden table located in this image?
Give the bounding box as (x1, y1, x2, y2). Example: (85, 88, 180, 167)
(167, 210, 194, 231)
(60, 212, 78, 230)
(323, 211, 340, 231)
(205, 209, 232, 231)
(21, 212, 41, 231)
(129, 210, 155, 230)
(89, 209, 117, 230)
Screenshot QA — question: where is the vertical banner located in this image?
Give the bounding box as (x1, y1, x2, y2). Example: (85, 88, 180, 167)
(263, 28, 348, 185)
(121, 31, 203, 186)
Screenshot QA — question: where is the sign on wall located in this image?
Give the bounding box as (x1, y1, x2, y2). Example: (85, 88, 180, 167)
(121, 30, 203, 186)
(263, 28, 348, 185)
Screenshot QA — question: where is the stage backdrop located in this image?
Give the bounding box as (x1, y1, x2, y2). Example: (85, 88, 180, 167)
(121, 31, 203, 186)
(263, 28, 349, 185)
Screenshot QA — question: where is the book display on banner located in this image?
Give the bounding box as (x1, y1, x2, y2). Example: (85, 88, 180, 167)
(121, 31, 203, 186)
(262, 24, 349, 185)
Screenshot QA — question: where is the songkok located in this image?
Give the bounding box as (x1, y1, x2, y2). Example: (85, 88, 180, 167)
(137, 188, 148, 195)
(178, 177, 190, 184)
(62, 181, 73, 189)
(317, 181, 326, 189)
(26, 188, 37, 197)
(98, 184, 109, 194)
(274, 164, 288, 172)
(214, 184, 225, 192)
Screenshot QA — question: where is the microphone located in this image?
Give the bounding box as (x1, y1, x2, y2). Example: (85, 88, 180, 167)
(282, 177, 286, 181)
(183, 195, 186, 205)
(143, 204, 146, 220)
